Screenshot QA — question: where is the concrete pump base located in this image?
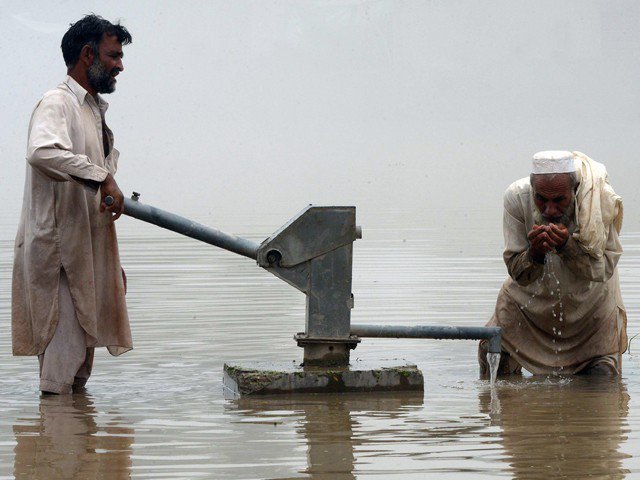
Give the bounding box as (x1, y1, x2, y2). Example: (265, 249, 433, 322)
(223, 360, 424, 398)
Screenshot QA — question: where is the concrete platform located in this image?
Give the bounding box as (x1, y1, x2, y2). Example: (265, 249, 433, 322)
(223, 360, 424, 398)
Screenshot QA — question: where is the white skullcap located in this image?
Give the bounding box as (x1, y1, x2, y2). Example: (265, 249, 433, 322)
(532, 151, 576, 174)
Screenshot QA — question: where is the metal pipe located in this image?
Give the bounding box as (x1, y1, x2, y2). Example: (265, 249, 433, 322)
(118, 197, 260, 260)
(351, 324, 502, 353)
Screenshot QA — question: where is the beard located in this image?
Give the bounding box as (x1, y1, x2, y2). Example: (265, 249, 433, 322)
(87, 58, 117, 94)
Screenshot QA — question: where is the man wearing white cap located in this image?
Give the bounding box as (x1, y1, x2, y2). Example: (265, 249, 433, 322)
(479, 151, 627, 376)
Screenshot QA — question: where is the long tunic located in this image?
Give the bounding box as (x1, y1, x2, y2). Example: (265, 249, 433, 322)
(487, 177, 627, 374)
(12, 76, 132, 357)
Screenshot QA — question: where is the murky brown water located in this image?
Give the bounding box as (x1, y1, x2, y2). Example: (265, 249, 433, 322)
(1, 212, 639, 479)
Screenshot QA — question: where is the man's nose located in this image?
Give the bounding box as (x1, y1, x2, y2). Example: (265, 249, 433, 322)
(544, 203, 559, 218)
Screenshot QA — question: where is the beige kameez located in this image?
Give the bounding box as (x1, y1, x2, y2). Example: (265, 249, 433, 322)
(485, 161, 626, 375)
(12, 76, 132, 358)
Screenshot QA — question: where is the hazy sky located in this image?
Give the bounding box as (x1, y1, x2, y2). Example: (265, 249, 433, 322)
(2, 0, 639, 231)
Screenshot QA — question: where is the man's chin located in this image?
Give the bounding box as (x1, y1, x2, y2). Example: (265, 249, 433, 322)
(98, 83, 116, 94)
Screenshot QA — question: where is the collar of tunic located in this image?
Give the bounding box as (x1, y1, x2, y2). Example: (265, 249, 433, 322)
(62, 75, 110, 114)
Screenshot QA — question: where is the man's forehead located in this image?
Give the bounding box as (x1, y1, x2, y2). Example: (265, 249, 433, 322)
(532, 173, 573, 192)
(99, 33, 123, 50)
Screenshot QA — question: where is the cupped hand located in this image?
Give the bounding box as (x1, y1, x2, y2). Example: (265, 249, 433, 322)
(528, 224, 554, 262)
(547, 223, 569, 249)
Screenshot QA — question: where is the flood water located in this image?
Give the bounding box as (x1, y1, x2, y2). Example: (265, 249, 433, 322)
(0, 210, 639, 479)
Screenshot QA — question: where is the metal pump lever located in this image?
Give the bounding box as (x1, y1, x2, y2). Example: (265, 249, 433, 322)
(106, 193, 362, 365)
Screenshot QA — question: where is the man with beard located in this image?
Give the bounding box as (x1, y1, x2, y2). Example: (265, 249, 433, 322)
(479, 151, 627, 376)
(12, 15, 133, 394)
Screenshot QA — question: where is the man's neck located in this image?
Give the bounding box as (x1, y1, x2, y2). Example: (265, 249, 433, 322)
(67, 69, 97, 98)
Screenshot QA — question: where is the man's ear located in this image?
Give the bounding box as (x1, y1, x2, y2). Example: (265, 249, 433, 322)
(80, 44, 95, 67)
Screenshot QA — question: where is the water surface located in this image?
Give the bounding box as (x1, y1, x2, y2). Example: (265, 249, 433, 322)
(0, 213, 638, 479)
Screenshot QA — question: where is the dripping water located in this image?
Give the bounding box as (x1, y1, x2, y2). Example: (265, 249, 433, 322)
(519, 251, 567, 373)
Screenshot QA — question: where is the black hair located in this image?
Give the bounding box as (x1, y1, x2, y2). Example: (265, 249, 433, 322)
(61, 14, 132, 68)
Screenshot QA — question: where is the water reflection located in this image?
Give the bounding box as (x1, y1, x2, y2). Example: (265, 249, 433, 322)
(231, 392, 423, 479)
(479, 377, 631, 479)
(13, 394, 134, 479)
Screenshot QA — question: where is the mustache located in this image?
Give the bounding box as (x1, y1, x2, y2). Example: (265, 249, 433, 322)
(541, 210, 573, 226)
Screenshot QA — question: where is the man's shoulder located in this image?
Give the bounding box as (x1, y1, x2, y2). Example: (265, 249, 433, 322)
(504, 177, 531, 199)
(503, 177, 532, 214)
(37, 83, 80, 110)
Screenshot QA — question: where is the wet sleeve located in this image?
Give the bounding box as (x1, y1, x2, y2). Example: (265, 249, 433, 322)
(557, 224, 622, 282)
(26, 95, 109, 184)
(502, 189, 544, 286)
